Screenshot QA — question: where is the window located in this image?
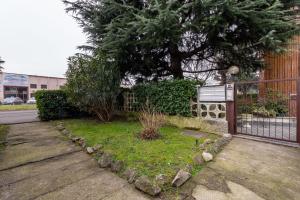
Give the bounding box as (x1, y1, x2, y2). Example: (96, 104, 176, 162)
(41, 84, 47, 89)
(30, 84, 37, 89)
(30, 93, 35, 98)
(4, 87, 17, 92)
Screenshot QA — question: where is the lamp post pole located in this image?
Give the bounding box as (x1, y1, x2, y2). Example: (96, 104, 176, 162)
(226, 66, 239, 135)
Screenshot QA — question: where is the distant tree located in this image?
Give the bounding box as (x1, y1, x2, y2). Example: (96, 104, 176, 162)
(0, 57, 4, 72)
(66, 53, 120, 121)
(64, 0, 300, 80)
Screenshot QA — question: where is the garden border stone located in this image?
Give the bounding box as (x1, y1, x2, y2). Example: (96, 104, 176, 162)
(123, 168, 138, 184)
(172, 169, 191, 187)
(86, 147, 94, 154)
(98, 152, 113, 168)
(135, 176, 161, 196)
(55, 121, 232, 197)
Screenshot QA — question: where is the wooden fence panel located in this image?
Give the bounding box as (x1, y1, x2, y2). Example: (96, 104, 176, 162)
(260, 36, 300, 117)
(263, 35, 300, 94)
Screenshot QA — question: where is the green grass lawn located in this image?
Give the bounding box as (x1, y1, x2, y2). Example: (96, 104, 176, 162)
(0, 104, 37, 111)
(63, 119, 218, 182)
(0, 125, 8, 151)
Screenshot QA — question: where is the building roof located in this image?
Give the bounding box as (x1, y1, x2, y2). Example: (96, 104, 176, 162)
(0, 72, 66, 80)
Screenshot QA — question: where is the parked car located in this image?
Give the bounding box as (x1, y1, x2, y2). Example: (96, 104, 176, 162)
(27, 97, 36, 104)
(2, 97, 24, 105)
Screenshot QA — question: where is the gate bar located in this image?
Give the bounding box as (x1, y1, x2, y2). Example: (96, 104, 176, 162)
(234, 78, 298, 84)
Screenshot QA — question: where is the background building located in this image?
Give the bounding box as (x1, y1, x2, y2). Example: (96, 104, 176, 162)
(0, 72, 66, 101)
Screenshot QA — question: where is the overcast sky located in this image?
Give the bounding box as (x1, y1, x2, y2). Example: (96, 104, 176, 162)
(0, 0, 87, 78)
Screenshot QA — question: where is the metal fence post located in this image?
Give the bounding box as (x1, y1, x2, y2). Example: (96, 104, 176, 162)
(226, 83, 236, 135)
(297, 79, 300, 144)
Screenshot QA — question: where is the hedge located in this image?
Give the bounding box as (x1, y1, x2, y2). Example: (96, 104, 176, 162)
(35, 90, 79, 121)
(133, 79, 201, 117)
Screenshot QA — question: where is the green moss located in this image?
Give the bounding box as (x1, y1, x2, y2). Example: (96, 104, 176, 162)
(64, 119, 216, 180)
(0, 125, 8, 151)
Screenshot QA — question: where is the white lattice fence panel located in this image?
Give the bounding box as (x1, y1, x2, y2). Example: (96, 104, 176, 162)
(191, 98, 226, 120)
(123, 92, 137, 111)
(200, 103, 226, 121)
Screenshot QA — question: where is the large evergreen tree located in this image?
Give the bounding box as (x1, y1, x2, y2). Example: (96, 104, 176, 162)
(64, 0, 300, 79)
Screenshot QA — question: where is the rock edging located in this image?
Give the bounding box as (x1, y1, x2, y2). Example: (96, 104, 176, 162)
(56, 122, 162, 197)
(55, 122, 233, 197)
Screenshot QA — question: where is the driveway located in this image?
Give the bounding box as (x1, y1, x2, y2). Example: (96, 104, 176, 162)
(181, 138, 300, 200)
(0, 122, 150, 200)
(0, 110, 39, 124)
(237, 117, 297, 142)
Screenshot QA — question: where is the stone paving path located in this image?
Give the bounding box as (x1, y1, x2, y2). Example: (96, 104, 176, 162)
(0, 122, 151, 200)
(181, 138, 300, 200)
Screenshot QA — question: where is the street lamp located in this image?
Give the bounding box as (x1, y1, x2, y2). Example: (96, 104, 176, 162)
(225, 65, 239, 101)
(225, 65, 240, 134)
(226, 65, 240, 83)
(227, 65, 240, 76)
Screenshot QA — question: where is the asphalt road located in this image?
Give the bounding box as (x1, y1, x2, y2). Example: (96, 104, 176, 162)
(0, 110, 39, 124)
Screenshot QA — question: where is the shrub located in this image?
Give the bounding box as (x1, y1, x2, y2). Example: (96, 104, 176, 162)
(238, 90, 288, 117)
(252, 106, 276, 118)
(238, 104, 254, 114)
(139, 107, 165, 140)
(66, 53, 120, 121)
(35, 90, 78, 121)
(133, 79, 200, 117)
(264, 90, 288, 116)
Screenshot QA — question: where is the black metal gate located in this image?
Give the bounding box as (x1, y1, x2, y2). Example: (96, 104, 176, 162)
(235, 78, 300, 143)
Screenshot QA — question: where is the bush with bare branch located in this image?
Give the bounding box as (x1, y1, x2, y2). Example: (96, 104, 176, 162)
(139, 107, 165, 140)
(66, 53, 120, 122)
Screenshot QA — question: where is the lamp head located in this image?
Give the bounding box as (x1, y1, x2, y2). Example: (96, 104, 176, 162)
(227, 65, 239, 75)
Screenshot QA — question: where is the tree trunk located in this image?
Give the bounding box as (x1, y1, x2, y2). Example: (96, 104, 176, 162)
(170, 46, 184, 79)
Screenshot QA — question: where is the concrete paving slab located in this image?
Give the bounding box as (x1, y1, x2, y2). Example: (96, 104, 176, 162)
(0, 151, 90, 186)
(0, 159, 102, 200)
(102, 185, 151, 200)
(192, 181, 265, 200)
(35, 172, 132, 200)
(0, 139, 81, 171)
(188, 138, 300, 200)
(0, 122, 151, 200)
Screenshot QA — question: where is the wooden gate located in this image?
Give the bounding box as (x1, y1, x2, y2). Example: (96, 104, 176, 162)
(233, 78, 300, 143)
